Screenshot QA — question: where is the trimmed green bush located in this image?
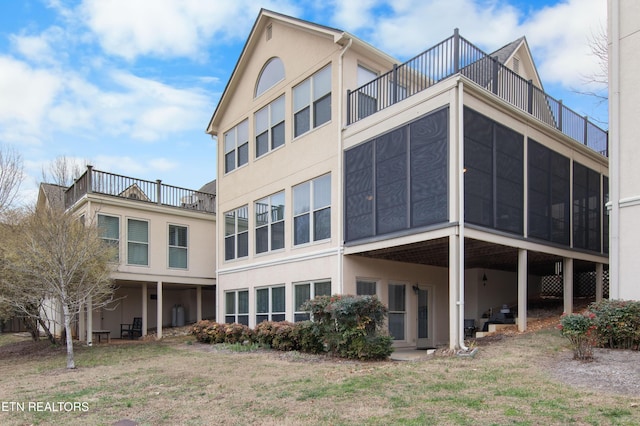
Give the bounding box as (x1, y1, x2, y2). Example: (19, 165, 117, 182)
(191, 295, 393, 360)
(302, 294, 393, 360)
(589, 299, 640, 350)
(558, 311, 598, 360)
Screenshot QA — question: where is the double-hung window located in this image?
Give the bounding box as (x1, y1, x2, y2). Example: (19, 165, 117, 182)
(255, 191, 285, 254)
(225, 290, 249, 326)
(256, 286, 285, 323)
(294, 280, 331, 322)
(224, 205, 249, 261)
(293, 65, 331, 138)
(98, 214, 119, 261)
(168, 224, 187, 269)
(224, 120, 249, 174)
(127, 218, 149, 266)
(293, 174, 331, 245)
(388, 283, 406, 340)
(255, 95, 285, 158)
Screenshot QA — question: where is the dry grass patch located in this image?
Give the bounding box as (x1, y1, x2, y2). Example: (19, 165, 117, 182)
(0, 328, 639, 425)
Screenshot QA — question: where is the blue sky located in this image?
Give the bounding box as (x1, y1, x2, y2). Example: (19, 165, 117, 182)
(0, 0, 607, 205)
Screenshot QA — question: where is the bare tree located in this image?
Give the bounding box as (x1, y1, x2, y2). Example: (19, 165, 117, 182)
(0, 144, 24, 214)
(1, 207, 117, 369)
(578, 25, 608, 103)
(41, 155, 89, 187)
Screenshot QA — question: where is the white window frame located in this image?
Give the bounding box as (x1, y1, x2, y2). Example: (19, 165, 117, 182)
(388, 282, 407, 341)
(224, 119, 249, 174)
(293, 280, 331, 322)
(225, 290, 249, 326)
(255, 95, 285, 158)
(97, 213, 120, 262)
(293, 173, 331, 246)
(127, 218, 149, 266)
(256, 285, 286, 323)
(293, 64, 332, 138)
(168, 224, 188, 269)
(255, 191, 285, 254)
(224, 205, 249, 261)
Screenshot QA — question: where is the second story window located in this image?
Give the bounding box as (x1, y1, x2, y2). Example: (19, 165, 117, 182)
(127, 218, 149, 266)
(255, 191, 285, 254)
(224, 119, 249, 174)
(255, 95, 285, 158)
(168, 224, 188, 269)
(293, 64, 331, 138)
(225, 205, 249, 261)
(293, 173, 331, 245)
(98, 214, 119, 261)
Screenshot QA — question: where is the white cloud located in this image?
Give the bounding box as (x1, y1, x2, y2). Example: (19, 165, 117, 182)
(78, 0, 259, 60)
(521, 0, 607, 90)
(328, 0, 605, 91)
(10, 26, 67, 64)
(0, 56, 62, 145)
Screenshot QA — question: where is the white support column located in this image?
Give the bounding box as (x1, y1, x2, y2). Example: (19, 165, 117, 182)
(563, 258, 574, 314)
(156, 281, 163, 340)
(79, 302, 86, 343)
(87, 295, 93, 346)
(449, 235, 459, 350)
(517, 249, 528, 332)
(196, 286, 202, 322)
(595, 263, 604, 302)
(142, 284, 148, 337)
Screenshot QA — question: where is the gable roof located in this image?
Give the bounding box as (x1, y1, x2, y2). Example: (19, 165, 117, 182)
(206, 9, 397, 135)
(490, 36, 543, 89)
(198, 179, 216, 195)
(37, 183, 67, 211)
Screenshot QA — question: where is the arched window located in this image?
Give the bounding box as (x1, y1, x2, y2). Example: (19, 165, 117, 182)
(255, 57, 285, 97)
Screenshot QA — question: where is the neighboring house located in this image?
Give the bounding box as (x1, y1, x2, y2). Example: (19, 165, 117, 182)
(37, 166, 216, 342)
(608, 0, 640, 300)
(207, 10, 609, 350)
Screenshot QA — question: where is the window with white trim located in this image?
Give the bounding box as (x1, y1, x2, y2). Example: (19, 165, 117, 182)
(293, 174, 331, 245)
(225, 290, 249, 326)
(225, 205, 249, 261)
(388, 283, 406, 340)
(294, 280, 331, 322)
(255, 57, 284, 97)
(256, 285, 285, 323)
(293, 65, 331, 138)
(255, 191, 285, 254)
(127, 218, 148, 266)
(98, 214, 119, 261)
(356, 279, 377, 296)
(168, 224, 187, 269)
(224, 119, 249, 174)
(255, 95, 285, 158)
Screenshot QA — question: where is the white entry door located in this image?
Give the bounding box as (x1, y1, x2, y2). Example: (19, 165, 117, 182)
(416, 286, 434, 349)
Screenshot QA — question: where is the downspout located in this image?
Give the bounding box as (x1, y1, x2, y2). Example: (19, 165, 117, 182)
(338, 35, 353, 294)
(457, 78, 468, 351)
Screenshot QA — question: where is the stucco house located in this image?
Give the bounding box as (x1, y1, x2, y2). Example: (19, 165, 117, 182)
(36, 166, 216, 342)
(207, 9, 609, 350)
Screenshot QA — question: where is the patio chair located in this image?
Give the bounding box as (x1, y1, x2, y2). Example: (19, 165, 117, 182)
(120, 317, 143, 339)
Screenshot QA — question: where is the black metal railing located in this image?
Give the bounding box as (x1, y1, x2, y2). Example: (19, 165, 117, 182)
(65, 166, 215, 213)
(347, 29, 608, 157)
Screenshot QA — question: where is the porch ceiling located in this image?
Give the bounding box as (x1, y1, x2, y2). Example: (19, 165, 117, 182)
(351, 237, 603, 275)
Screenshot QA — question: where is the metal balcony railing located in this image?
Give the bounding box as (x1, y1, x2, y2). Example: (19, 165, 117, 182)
(65, 166, 215, 213)
(347, 29, 608, 157)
